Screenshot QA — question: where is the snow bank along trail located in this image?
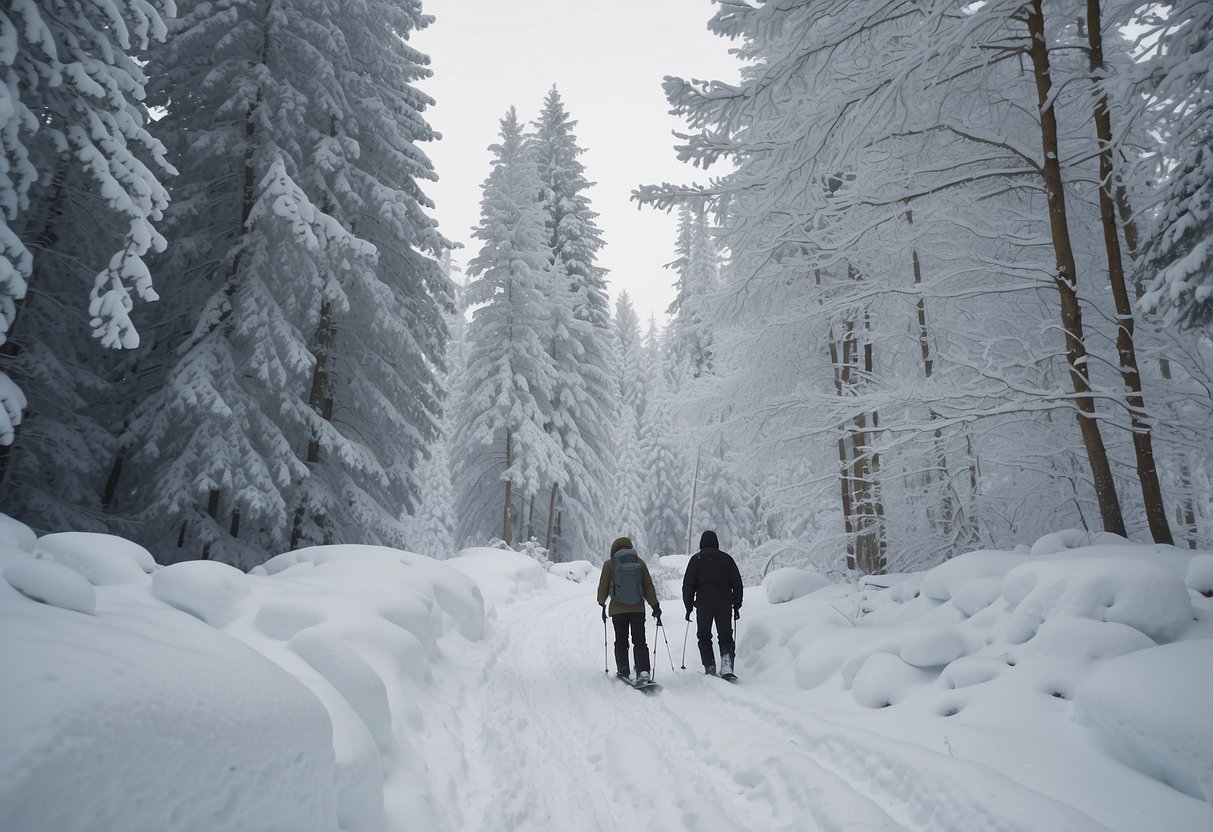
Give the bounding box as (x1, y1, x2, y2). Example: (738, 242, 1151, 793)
(430, 570, 1112, 832)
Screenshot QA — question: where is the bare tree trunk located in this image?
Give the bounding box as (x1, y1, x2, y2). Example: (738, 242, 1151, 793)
(1085, 0, 1172, 543)
(907, 209, 955, 546)
(545, 484, 558, 550)
(201, 488, 221, 560)
(290, 299, 334, 549)
(502, 431, 513, 543)
(820, 270, 858, 568)
(1026, 0, 1126, 535)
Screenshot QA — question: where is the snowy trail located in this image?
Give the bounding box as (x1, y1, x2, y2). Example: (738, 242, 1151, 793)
(426, 575, 1115, 832)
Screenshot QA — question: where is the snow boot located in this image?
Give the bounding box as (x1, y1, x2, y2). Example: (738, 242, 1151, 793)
(705, 665, 717, 676)
(721, 653, 734, 676)
(616, 670, 631, 680)
(638, 670, 651, 683)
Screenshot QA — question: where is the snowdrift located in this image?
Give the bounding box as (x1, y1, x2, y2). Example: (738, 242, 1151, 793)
(0, 518, 489, 832)
(740, 537, 1213, 827)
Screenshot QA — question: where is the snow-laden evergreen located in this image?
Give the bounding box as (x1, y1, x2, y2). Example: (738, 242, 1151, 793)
(640, 322, 689, 555)
(0, 0, 172, 466)
(530, 88, 616, 560)
(453, 108, 563, 547)
(1130, 3, 1213, 328)
(282, 0, 451, 551)
(109, 0, 447, 566)
(611, 293, 647, 548)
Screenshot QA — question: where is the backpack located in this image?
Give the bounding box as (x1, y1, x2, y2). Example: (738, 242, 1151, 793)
(610, 550, 644, 606)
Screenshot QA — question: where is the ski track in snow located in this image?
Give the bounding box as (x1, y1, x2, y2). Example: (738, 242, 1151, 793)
(427, 578, 1113, 832)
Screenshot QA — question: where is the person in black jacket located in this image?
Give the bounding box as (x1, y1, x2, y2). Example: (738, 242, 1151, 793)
(682, 530, 743, 676)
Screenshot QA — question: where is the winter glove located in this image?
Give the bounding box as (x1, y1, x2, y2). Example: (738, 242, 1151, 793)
(600, 603, 607, 622)
(652, 606, 662, 621)
(733, 607, 741, 620)
(685, 609, 692, 622)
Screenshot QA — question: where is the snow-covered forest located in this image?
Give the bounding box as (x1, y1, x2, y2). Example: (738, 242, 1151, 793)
(2, 1, 1211, 578)
(2, 0, 1213, 579)
(2, 2, 1213, 830)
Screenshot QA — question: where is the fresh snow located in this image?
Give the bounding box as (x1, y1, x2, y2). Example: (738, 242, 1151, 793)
(1, 515, 1211, 831)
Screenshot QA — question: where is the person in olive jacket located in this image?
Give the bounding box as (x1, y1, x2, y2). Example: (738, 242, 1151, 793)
(597, 536, 662, 681)
(682, 530, 743, 676)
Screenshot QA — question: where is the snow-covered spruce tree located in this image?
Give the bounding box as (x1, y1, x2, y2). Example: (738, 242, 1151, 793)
(1129, 2, 1213, 329)
(610, 293, 647, 548)
(529, 88, 616, 561)
(0, 0, 172, 521)
(665, 204, 719, 381)
(453, 108, 563, 548)
(406, 253, 464, 560)
(120, 0, 445, 565)
(640, 320, 688, 556)
(284, 0, 451, 551)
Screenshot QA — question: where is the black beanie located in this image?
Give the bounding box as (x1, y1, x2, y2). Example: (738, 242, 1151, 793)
(610, 536, 634, 556)
(699, 530, 719, 550)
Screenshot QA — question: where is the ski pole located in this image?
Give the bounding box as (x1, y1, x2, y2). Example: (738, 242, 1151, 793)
(602, 605, 609, 674)
(733, 608, 741, 668)
(652, 620, 659, 682)
(659, 620, 676, 672)
(681, 617, 689, 670)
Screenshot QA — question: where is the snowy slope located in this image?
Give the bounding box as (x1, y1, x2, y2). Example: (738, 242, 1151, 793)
(1, 515, 1211, 832)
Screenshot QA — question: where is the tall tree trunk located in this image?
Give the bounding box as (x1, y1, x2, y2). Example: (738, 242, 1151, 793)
(545, 483, 558, 550)
(1026, 0, 1126, 535)
(292, 300, 335, 549)
(201, 488, 221, 559)
(820, 270, 857, 568)
(502, 431, 513, 543)
(1085, 0, 1172, 543)
(907, 209, 955, 547)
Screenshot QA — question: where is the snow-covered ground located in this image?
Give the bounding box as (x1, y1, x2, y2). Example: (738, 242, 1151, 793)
(1, 513, 1211, 831)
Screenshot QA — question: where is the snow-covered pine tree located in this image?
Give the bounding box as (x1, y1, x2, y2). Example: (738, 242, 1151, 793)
(285, 0, 451, 551)
(640, 320, 688, 555)
(1134, 0, 1213, 327)
(406, 253, 464, 560)
(530, 88, 616, 561)
(610, 293, 647, 548)
(665, 204, 719, 381)
(117, 1, 376, 565)
(0, 0, 172, 512)
(453, 108, 563, 547)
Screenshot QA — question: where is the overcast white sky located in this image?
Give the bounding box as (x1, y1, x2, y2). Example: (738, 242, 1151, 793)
(413, 1, 739, 325)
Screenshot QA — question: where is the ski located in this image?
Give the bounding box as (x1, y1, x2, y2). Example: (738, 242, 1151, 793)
(614, 675, 662, 695)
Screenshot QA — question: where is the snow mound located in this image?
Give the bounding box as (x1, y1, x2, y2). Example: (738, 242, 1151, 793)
(921, 549, 1029, 601)
(1030, 529, 1091, 555)
(763, 566, 829, 603)
(4, 560, 96, 614)
(0, 542, 33, 569)
(0, 582, 337, 832)
(851, 652, 934, 708)
(446, 547, 547, 605)
(153, 560, 251, 627)
(0, 514, 36, 552)
(35, 531, 156, 585)
(548, 559, 596, 583)
(1186, 555, 1213, 598)
(290, 628, 393, 752)
(1075, 640, 1213, 804)
(1020, 617, 1155, 663)
(1002, 558, 1192, 644)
